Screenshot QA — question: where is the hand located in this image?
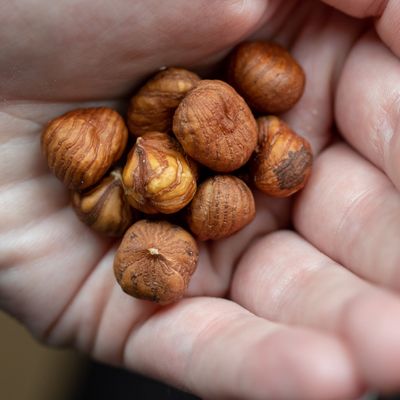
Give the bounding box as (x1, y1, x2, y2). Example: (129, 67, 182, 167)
(1, 1, 400, 398)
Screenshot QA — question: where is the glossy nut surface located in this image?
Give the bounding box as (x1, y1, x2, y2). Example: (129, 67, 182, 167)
(228, 41, 305, 113)
(127, 67, 200, 136)
(71, 168, 136, 237)
(123, 132, 197, 214)
(42, 107, 128, 190)
(251, 116, 313, 197)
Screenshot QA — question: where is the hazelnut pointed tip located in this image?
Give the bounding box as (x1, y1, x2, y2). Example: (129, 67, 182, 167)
(148, 247, 160, 255)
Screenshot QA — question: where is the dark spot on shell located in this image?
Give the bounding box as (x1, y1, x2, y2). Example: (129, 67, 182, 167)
(273, 145, 312, 190)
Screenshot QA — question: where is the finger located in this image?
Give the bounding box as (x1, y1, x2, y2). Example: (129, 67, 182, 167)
(232, 230, 400, 391)
(294, 142, 400, 290)
(121, 298, 362, 400)
(283, 6, 364, 153)
(322, 0, 400, 56)
(0, 0, 274, 101)
(334, 31, 400, 190)
(42, 247, 159, 359)
(0, 206, 111, 336)
(43, 256, 362, 399)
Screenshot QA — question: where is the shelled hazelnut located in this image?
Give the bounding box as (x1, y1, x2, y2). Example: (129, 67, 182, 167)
(71, 168, 136, 237)
(228, 41, 305, 113)
(122, 131, 197, 214)
(41, 107, 128, 190)
(127, 67, 200, 136)
(113, 220, 199, 304)
(173, 80, 258, 172)
(186, 175, 255, 241)
(251, 116, 312, 197)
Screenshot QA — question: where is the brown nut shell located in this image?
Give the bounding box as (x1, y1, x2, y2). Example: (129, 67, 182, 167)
(228, 41, 305, 113)
(173, 80, 258, 172)
(127, 67, 200, 136)
(251, 116, 312, 197)
(113, 220, 199, 305)
(42, 107, 128, 190)
(122, 132, 197, 214)
(71, 169, 136, 237)
(186, 175, 255, 241)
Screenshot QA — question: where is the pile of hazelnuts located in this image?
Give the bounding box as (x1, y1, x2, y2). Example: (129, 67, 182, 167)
(41, 41, 312, 305)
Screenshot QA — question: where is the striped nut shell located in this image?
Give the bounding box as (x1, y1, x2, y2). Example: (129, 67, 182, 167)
(173, 80, 258, 172)
(251, 116, 313, 197)
(122, 132, 197, 214)
(41, 107, 128, 190)
(228, 41, 305, 113)
(113, 220, 199, 305)
(186, 175, 255, 241)
(71, 168, 137, 237)
(127, 67, 200, 136)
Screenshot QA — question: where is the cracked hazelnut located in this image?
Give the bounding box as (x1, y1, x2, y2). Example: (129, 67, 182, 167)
(173, 80, 258, 172)
(127, 67, 200, 136)
(228, 41, 305, 113)
(113, 220, 199, 304)
(122, 132, 197, 214)
(41, 107, 128, 190)
(186, 175, 255, 241)
(71, 168, 137, 237)
(251, 116, 312, 197)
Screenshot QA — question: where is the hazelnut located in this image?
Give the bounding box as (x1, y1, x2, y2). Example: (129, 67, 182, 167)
(228, 41, 305, 113)
(186, 175, 255, 241)
(251, 116, 312, 197)
(127, 67, 200, 136)
(41, 108, 128, 190)
(122, 132, 197, 214)
(71, 168, 137, 237)
(113, 220, 199, 305)
(173, 80, 258, 172)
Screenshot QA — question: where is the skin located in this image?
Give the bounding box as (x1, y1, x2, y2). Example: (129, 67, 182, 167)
(1, 0, 400, 398)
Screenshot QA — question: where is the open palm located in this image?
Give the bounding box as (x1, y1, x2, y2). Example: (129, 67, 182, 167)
(2, 1, 400, 398)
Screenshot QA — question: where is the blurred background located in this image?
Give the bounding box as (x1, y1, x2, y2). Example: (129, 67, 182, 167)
(0, 310, 197, 400)
(1, 309, 399, 400)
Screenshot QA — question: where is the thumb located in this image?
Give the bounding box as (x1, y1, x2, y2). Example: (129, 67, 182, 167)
(1, 0, 273, 102)
(321, 0, 400, 56)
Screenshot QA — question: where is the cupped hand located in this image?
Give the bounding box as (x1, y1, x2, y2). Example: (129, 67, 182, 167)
(2, 1, 400, 399)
